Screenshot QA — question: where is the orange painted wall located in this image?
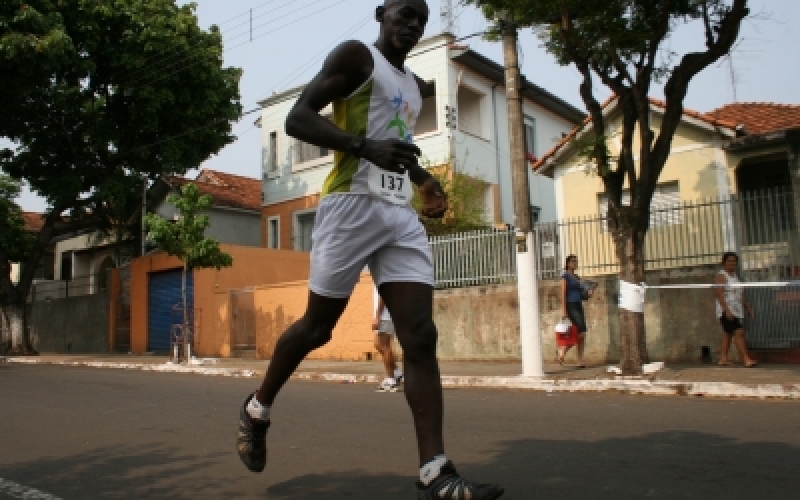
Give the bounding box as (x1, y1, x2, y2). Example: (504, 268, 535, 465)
(253, 273, 376, 361)
(130, 245, 312, 356)
(261, 195, 320, 250)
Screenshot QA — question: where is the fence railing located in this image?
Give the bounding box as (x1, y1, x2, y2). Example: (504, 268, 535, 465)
(429, 229, 517, 289)
(429, 188, 799, 288)
(30, 273, 109, 302)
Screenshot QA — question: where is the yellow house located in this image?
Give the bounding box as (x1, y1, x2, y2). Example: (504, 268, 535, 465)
(531, 98, 800, 277)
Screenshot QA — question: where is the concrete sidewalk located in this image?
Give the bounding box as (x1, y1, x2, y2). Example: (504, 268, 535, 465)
(3, 354, 800, 400)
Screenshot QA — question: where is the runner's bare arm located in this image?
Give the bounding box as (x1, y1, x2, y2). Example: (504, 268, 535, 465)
(285, 40, 371, 151)
(286, 41, 422, 174)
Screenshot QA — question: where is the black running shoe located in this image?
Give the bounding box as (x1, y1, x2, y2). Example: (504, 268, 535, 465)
(417, 461, 504, 499)
(236, 393, 270, 473)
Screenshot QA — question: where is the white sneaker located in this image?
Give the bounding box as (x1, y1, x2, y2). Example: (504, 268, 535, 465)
(376, 378, 399, 393)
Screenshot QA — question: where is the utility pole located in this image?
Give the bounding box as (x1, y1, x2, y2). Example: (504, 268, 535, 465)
(440, 0, 458, 36)
(501, 10, 544, 377)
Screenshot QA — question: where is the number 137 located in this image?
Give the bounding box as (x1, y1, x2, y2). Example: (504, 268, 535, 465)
(381, 174, 403, 191)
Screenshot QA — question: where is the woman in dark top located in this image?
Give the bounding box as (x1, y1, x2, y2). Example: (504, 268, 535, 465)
(559, 254, 592, 367)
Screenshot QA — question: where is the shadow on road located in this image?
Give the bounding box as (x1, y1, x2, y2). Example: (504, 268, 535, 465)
(265, 430, 799, 500)
(1, 444, 250, 499)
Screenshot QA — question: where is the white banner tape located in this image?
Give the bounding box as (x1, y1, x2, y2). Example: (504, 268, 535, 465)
(618, 280, 645, 313)
(640, 280, 800, 290)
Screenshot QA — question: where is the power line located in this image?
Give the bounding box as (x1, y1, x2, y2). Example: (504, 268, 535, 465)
(261, 13, 373, 100)
(123, 0, 287, 83)
(126, 12, 372, 157)
(126, 106, 261, 156)
(130, 0, 347, 88)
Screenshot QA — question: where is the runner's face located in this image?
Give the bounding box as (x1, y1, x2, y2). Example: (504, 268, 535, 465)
(724, 256, 738, 273)
(379, 0, 429, 52)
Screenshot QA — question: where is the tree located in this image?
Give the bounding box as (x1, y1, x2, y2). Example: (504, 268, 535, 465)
(0, 0, 242, 353)
(0, 174, 34, 352)
(145, 183, 233, 348)
(468, 0, 749, 373)
(413, 159, 492, 236)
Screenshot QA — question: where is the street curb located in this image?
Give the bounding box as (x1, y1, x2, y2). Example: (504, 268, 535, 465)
(4, 357, 800, 400)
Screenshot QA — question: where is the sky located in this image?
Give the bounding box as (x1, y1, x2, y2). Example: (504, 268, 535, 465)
(13, 0, 800, 212)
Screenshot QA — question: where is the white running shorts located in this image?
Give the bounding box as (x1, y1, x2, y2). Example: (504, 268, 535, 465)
(308, 194, 434, 298)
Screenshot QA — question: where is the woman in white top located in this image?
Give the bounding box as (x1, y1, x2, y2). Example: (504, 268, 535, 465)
(715, 252, 757, 367)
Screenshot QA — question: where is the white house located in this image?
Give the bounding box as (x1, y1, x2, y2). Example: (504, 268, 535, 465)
(258, 33, 584, 251)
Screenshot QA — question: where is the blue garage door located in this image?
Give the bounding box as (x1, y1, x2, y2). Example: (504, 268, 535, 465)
(148, 269, 194, 352)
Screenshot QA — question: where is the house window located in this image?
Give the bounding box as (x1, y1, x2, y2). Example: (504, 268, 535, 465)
(457, 85, 485, 138)
(524, 117, 536, 157)
(530, 205, 541, 224)
(415, 82, 437, 136)
(294, 210, 316, 251)
(263, 131, 278, 176)
(267, 216, 280, 249)
(293, 115, 333, 165)
(598, 182, 682, 231)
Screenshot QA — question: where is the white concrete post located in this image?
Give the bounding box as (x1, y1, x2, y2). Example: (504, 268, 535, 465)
(517, 231, 544, 377)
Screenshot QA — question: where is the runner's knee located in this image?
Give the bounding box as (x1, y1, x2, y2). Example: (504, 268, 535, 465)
(398, 318, 437, 360)
(299, 316, 335, 350)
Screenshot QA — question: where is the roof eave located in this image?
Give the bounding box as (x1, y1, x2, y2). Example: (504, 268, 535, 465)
(723, 128, 795, 151)
(258, 84, 307, 108)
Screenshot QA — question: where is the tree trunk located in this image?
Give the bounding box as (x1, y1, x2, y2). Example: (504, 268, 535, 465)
(7, 301, 30, 355)
(181, 263, 190, 345)
(0, 307, 10, 354)
(615, 228, 649, 375)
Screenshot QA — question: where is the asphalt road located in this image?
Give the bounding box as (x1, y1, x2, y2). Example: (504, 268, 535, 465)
(1, 364, 799, 500)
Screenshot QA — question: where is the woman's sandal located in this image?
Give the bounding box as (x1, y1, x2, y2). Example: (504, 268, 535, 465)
(745, 361, 758, 368)
(717, 361, 730, 366)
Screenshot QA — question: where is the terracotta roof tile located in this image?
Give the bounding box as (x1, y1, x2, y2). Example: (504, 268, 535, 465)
(707, 102, 800, 136)
(167, 169, 261, 212)
(22, 212, 45, 232)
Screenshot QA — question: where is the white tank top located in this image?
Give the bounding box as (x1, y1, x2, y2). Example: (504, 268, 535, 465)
(322, 43, 422, 204)
(715, 270, 744, 318)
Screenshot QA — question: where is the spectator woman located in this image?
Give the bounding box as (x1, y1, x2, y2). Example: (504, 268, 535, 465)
(559, 254, 592, 367)
(715, 252, 757, 367)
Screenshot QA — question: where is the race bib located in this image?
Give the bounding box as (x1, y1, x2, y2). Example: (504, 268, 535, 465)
(367, 164, 413, 205)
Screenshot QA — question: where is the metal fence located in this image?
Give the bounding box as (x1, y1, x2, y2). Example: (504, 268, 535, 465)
(430, 189, 797, 287)
(30, 273, 109, 302)
(429, 229, 517, 289)
(534, 188, 798, 278)
(428, 187, 800, 349)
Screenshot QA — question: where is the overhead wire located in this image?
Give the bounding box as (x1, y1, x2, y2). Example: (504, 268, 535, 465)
(129, 0, 344, 88)
(123, 0, 286, 82)
(125, 11, 373, 156)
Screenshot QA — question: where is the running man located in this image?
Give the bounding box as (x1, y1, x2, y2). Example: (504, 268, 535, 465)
(236, 0, 504, 497)
(373, 286, 403, 392)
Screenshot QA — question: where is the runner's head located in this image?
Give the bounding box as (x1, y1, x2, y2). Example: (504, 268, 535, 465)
(376, 0, 429, 53)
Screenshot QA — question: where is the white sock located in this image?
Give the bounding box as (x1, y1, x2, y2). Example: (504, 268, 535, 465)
(394, 369, 403, 379)
(420, 455, 448, 486)
(246, 394, 271, 421)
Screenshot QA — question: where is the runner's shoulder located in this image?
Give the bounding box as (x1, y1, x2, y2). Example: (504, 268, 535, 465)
(325, 40, 373, 73)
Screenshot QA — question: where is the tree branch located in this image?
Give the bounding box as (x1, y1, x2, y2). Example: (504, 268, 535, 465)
(702, 1, 715, 48)
(649, 0, 749, 193)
